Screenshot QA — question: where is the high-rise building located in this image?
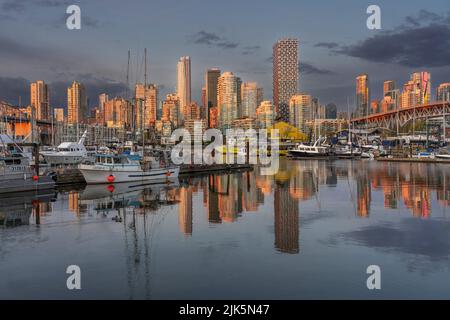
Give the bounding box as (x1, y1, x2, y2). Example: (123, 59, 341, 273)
(98, 93, 109, 123)
(135, 83, 158, 129)
(183, 102, 201, 121)
(383, 80, 395, 95)
(67, 80, 87, 124)
(256, 87, 264, 107)
(54, 108, 64, 122)
(256, 100, 275, 129)
(437, 83, 450, 102)
(30, 80, 50, 121)
(400, 72, 431, 108)
(289, 94, 312, 133)
(325, 103, 337, 119)
(162, 93, 180, 127)
(356, 74, 369, 117)
(217, 71, 240, 130)
(205, 68, 221, 126)
(241, 82, 258, 118)
(104, 97, 131, 128)
(177, 56, 191, 123)
(370, 99, 379, 114)
(273, 38, 299, 122)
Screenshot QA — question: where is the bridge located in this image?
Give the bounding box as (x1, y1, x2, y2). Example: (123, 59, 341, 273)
(351, 101, 450, 131)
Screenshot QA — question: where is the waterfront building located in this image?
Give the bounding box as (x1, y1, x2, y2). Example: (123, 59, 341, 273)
(98, 93, 109, 124)
(54, 108, 65, 123)
(257, 87, 264, 107)
(289, 94, 312, 134)
(104, 97, 131, 128)
(241, 82, 258, 118)
(256, 100, 274, 129)
(400, 72, 431, 108)
(177, 56, 191, 123)
(205, 68, 221, 127)
(183, 102, 201, 122)
(437, 83, 450, 102)
(209, 107, 218, 128)
(135, 83, 158, 129)
(370, 99, 379, 114)
(67, 80, 87, 124)
(356, 74, 369, 117)
(232, 117, 258, 130)
(273, 38, 299, 122)
(30, 80, 50, 121)
(217, 71, 241, 131)
(162, 93, 180, 128)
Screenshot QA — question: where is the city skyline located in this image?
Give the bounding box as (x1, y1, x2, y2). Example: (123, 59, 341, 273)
(1, 1, 450, 111)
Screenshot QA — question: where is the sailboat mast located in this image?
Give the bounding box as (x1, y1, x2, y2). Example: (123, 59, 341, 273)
(143, 48, 147, 157)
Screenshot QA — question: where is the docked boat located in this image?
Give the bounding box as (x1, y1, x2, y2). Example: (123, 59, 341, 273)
(435, 147, 450, 159)
(0, 154, 55, 194)
(40, 130, 89, 165)
(335, 144, 362, 159)
(79, 153, 180, 184)
(288, 137, 330, 158)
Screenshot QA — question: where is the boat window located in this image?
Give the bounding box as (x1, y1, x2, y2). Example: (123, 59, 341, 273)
(113, 157, 121, 164)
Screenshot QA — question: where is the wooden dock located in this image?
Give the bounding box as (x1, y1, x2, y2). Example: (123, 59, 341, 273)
(376, 157, 450, 164)
(51, 163, 254, 185)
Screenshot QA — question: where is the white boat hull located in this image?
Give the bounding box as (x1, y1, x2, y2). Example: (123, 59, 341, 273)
(79, 165, 180, 184)
(41, 152, 86, 165)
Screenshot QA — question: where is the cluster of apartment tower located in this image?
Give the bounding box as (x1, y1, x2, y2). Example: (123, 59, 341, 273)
(355, 72, 450, 118)
(25, 38, 450, 138)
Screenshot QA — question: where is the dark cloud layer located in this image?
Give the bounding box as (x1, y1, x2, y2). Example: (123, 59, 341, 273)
(300, 62, 336, 75)
(188, 30, 239, 49)
(326, 10, 450, 68)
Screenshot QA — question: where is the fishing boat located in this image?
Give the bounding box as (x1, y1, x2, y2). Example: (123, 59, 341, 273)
(288, 137, 330, 158)
(0, 154, 55, 194)
(79, 153, 179, 184)
(40, 130, 89, 165)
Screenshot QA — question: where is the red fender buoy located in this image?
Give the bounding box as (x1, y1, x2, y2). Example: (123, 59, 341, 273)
(107, 175, 115, 183)
(107, 185, 115, 193)
(33, 175, 39, 181)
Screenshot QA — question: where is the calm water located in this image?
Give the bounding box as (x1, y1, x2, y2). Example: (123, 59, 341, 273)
(1, 159, 450, 299)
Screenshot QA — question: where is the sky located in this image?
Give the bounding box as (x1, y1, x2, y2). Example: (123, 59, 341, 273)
(0, 0, 450, 111)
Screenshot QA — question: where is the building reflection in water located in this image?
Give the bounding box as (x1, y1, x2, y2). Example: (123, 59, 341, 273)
(4, 160, 450, 257)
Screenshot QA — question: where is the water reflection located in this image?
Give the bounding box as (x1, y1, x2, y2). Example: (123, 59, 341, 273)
(2, 160, 450, 251)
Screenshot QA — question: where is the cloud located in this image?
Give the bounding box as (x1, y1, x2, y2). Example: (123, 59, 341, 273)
(1, 0, 26, 12)
(328, 10, 450, 68)
(330, 218, 450, 273)
(242, 45, 261, 55)
(0, 76, 30, 106)
(300, 62, 336, 75)
(314, 42, 339, 49)
(264, 57, 335, 75)
(188, 30, 239, 49)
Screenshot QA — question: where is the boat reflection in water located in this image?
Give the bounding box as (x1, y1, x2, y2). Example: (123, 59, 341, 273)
(2, 158, 450, 299)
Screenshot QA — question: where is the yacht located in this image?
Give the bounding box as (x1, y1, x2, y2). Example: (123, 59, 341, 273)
(0, 154, 55, 194)
(40, 130, 88, 165)
(288, 137, 330, 158)
(79, 153, 180, 184)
